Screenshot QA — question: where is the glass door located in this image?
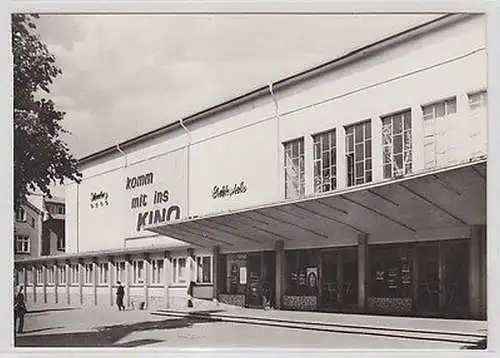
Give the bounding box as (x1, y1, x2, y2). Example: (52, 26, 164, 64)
(418, 243, 439, 316)
(321, 251, 339, 310)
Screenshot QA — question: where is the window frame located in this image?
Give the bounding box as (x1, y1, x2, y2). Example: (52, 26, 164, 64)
(196, 255, 213, 284)
(172, 257, 187, 284)
(345, 120, 372, 187)
(83, 263, 94, 285)
(98, 262, 109, 285)
(312, 129, 337, 193)
(467, 90, 487, 110)
(151, 258, 164, 285)
(71, 264, 80, 285)
(15, 235, 30, 254)
(421, 97, 457, 121)
(381, 109, 413, 179)
(16, 207, 27, 222)
(131, 260, 144, 285)
(283, 137, 305, 199)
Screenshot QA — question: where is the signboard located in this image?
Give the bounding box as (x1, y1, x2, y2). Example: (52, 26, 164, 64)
(306, 267, 318, 288)
(78, 150, 187, 251)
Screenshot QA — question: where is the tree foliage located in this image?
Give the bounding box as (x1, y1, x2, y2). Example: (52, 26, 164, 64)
(12, 13, 81, 210)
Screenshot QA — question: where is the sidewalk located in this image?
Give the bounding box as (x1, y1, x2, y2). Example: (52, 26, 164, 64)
(152, 304, 487, 347)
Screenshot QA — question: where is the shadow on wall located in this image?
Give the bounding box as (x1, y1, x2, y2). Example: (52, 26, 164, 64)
(14, 317, 219, 347)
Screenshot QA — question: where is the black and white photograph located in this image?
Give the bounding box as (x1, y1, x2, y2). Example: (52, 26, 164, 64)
(10, 4, 495, 352)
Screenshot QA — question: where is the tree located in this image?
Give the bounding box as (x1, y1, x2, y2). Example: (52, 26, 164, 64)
(12, 13, 81, 210)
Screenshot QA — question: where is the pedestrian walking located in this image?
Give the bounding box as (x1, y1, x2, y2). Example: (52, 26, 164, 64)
(14, 286, 27, 334)
(115, 281, 125, 311)
(187, 280, 195, 308)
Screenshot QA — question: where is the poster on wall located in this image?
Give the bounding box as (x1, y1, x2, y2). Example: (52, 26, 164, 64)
(240, 267, 247, 284)
(306, 267, 318, 288)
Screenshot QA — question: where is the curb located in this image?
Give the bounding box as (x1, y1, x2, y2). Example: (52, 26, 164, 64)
(151, 309, 486, 346)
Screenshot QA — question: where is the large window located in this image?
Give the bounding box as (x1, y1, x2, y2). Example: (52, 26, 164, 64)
(99, 263, 109, 285)
(382, 110, 412, 178)
(15, 235, 30, 254)
(132, 260, 144, 284)
(468, 90, 487, 109)
(422, 97, 458, 169)
(370, 245, 412, 298)
(422, 97, 457, 120)
(196, 256, 212, 284)
(151, 259, 164, 285)
(313, 129, 337, 193)
(345, 121, 372, 186)
(57, 266, 66, 285)
(284, 138, 305, 198)
(285, 249, 319, 296)
(36, 267, 43, 284)
(46, 266, 55, 285)
(16, 207, 27, 222)
(71, 264, 79, 285)
(173, 258, 186, 284)
(116, 261, 126, 283)
(84, 263, 93, 284)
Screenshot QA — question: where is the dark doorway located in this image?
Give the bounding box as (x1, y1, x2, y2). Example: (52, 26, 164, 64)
(417, 243, 439, 316)
(320, 247, 358, 312)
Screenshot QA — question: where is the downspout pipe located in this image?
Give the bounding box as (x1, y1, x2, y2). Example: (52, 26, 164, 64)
(116, 143, 127, 248)
(269, 83, 281, 198)
(116, 143, 128, 168)
(180, 118, 191, 219)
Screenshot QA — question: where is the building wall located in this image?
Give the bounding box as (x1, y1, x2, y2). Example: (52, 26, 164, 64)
(14, 204, 43, 260)
(65, 15, 487, 254)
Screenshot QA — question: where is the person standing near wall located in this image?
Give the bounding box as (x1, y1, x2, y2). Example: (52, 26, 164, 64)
(14, 286, 27, 334)
(116, 281, 125, 311)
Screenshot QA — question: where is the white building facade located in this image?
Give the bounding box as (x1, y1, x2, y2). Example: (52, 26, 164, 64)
(15, 14, 487, 319)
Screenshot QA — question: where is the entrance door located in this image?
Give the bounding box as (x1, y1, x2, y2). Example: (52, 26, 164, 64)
(320, 248, 358, 312)
(247, 253, 263, 308)
(418, 243, 439, 316)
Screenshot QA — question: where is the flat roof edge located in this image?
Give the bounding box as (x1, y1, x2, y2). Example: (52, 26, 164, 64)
(78, 13, 474, 166)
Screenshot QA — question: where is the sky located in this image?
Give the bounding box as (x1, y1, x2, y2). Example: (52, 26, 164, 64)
(34, 13, 441, 161)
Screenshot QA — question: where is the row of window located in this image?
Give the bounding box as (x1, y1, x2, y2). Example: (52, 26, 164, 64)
(20, 256, 213, 286)
(283, 90, 487, 198)
(14, 235, 65, 255)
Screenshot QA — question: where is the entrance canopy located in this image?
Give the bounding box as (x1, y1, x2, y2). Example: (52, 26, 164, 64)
(148, 161, 486, 250)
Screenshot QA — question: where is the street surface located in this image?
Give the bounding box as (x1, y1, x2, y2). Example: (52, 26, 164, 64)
(14, 304, 486, 349)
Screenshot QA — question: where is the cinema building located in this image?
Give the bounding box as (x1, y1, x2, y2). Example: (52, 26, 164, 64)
(14, 13, 487, 319)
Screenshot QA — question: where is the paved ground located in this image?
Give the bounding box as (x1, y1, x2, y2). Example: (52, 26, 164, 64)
(13, 303, 487, 349)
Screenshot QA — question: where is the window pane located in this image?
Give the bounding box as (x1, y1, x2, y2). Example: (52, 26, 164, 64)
(404, 112, 412, 129)
(365, 159, 372, 171)
(314, 142, 320, 159)
(322, 135, 330, 151)
(323, 152, 330, 168)
(435, 103, 445, 117)
(393, 135, 403, 154)
(346, 135, 354, 152)
(365, 140, 372, 158)
(364, 122, 371, 139)
(355, 162, 364, 178)
(422, 105, 433, 117)
(391, 118, 400, 135)
(384, 164, 392, 178)
(366, 170, 372, 183)
(355, 144, 364, 161)
(355, 125, 363, 143)
(203, 257, 211, 283)
(446, 99, 457, 114)
(330, 148, 336, 165)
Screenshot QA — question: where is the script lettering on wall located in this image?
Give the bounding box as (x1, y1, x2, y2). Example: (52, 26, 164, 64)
(126, 171, 181, 231)
(212, 181, 247, 199)
(90, 191, 109, 209)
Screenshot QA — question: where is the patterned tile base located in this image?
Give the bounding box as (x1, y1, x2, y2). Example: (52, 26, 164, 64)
(367, 297, 413, 315)
(219, 294, 246, 307)
(282, 295, 318, 311)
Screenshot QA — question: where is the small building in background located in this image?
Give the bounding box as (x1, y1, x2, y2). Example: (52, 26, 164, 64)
(42, 196, 66, 255)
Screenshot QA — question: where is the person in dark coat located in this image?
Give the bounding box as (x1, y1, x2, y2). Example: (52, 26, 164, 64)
(116, 281, 125, 311)
(14, 286, 27, 334)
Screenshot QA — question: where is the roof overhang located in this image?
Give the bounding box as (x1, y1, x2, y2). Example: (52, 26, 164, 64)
(148, 160, 486, 250)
